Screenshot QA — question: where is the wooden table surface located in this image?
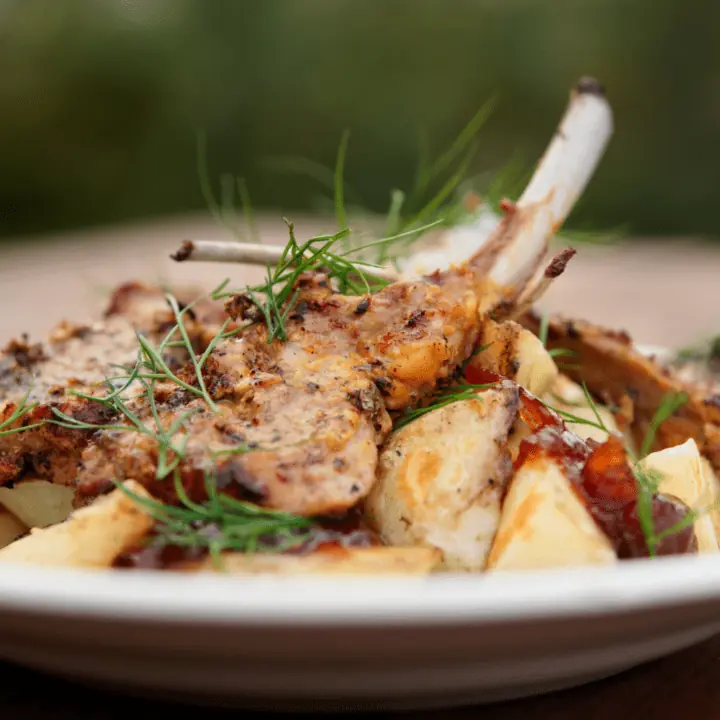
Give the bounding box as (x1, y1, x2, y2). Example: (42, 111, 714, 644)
(3, 634, 720, 718)
(2, 215, 720, 717)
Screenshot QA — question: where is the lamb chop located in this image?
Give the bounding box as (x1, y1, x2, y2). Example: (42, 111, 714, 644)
(0, 282, 223, 486)
(522, 313, 720, 470)
(71, 78, 613, 517)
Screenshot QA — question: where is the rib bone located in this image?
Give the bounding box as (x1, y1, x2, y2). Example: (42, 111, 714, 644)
(400, 76, 613, 292)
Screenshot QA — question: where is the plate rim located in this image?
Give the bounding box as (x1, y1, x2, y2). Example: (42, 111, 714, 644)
(0, 553, 719, 626)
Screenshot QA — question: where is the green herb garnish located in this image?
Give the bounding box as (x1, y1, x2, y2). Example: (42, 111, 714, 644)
(393, 381, 496, 431)
(214, 219, 442, 344)
(0, 387, 43, 437)
(334, 128, 351, 237)
(538, 313, 550, 347)
(639, 390, 688, 459)
(542, 381, 612, 437)
(548, 348, 575, 359)
(51, 282, 239, 481)
(633, 465, 662, 557)
(115, 471, 313, 568)
(197, 131, 257, 243)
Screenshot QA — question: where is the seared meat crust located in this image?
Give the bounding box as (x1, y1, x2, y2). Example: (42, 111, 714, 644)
(75, 270, 485, 516)
(0, 283, 216, 486)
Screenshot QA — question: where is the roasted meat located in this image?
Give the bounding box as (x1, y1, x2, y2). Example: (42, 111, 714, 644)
(521, 312, 720, 471)
(0, 282, 219, 486)
(75, 252, 526, 516)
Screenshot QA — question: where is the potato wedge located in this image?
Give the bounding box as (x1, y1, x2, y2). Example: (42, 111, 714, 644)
(507, 416, 534, 463)
(640, 439, 719, 553)
(368, 385, 519, 571)
(542, 374, 619, 443)
(0, 481, 155, 567)
(0, 480, 75, 528)
(486, 455, 616, 571)
(178, 547, 442, 575)
(469, 319, 558, 397)
(698, 455, 720, 541)
(0, 510, 27, 550)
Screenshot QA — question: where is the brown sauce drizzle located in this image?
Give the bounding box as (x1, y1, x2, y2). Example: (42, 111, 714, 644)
(466, 366, 697, 558)
(113, 506, 379, 570)
(118, 363, 697, 569)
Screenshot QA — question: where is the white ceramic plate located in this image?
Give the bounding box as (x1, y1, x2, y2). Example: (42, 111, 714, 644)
(0, 557, 719, 711)
(1, 343, 717, 712)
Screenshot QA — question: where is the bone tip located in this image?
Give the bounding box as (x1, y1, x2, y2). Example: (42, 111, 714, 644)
(574, 76, 606, 97)
(170, 240, 194, 262)
(545, 248, 577, 278)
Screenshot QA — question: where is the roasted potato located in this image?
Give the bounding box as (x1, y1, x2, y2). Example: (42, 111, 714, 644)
(640, 439, 720, 553)
(0, 481, 155, 567)
(179, 547, 442, 575)
(699, 455, 720, 541)
(367, 385, 519, 571)
(486, 454, 616, 571)
(542, 374, 619, 443)
(0, 510, 27, 550)
(469, 318, 558, 397)
(0, 480, 75, 528)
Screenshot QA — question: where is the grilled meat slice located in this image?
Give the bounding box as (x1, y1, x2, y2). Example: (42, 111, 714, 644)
(521, 312, 720, 470)
(75, 263, 500, 516)
(0, 282, 217, 486)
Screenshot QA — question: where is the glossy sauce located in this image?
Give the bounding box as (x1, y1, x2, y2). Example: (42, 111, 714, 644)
(113, 507, 379, 570)
(466, 365, 697, 558)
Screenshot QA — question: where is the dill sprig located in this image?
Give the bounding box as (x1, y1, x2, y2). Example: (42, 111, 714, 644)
(197, 131, 258, 243)
(673, 334, 720, 371)
(215, 219, 442, 344)
(334, 128, 351, 238)
(542, 381, 613, 436)
(377, 103, 493, 267)
(52, 282, 240, 478)
(232, 224, 358, 343)
(544, 379, 694, 556)
(633, 465, 662, 557)
(548, 348, 576, 359)
(633, 464, 712, 558)
(393, 380, 496, 432)
(115, 471, 314, 567)
(259, 102, 494, 267)
(0, 387, 44, 437)
(535, 314, 575, 360)
(631, 394, 690, 557)
(639, 390, 688, 459)
(538, 314, 550, 347)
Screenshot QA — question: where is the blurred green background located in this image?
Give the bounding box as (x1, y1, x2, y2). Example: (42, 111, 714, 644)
(1, 0, 718, 240)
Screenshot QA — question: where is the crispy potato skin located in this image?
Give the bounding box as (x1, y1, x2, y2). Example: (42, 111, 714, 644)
(367, 384, 519, 571)
(486, 455, 616, 572)
(0, 510, 26, 550)
(0, 481, 154, 568)
(0, 480, 74, 528)
(469, 319, 558, 397)
(640, 439, 719, 554)
(177, 547, 441, 575)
